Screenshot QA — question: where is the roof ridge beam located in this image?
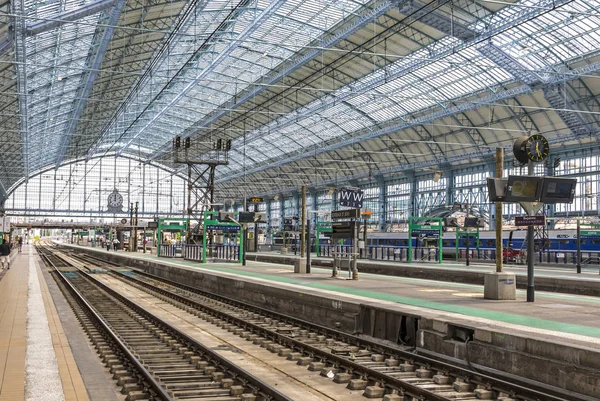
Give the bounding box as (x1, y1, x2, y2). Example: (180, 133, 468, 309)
(26, 0, 117, 36)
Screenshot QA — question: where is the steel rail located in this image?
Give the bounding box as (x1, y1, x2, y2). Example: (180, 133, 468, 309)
(50, 248, 294, 401)
(36, 247, 174, 401)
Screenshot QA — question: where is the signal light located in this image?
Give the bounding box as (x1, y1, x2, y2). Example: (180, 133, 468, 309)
(174, 136, 181, 148)
(216, 139, 222, 150)
(226, 139, 232, 151)
(554, 158, 561, 168)
(184, 137, 190, 148)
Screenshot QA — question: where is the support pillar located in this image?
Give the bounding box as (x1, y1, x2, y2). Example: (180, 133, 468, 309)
(484, 148, 516, 300)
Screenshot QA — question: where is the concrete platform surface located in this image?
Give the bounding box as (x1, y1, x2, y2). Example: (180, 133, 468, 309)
(0, 246, 90, 401)
(247, 251, 600, 296)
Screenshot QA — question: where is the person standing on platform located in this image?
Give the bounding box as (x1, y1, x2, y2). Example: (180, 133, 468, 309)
(17, 236, 23, 252)
(0, 239, 10, 270)
(113, 237, 120, 251)
(106, 238, 110, 252)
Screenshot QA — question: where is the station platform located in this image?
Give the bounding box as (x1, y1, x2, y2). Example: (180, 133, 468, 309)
(0, 245, 114, 401)
(63, 242, 600, 398)
(246, 251, 600, 297)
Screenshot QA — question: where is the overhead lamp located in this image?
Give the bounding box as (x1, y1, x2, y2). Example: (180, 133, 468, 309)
(327, 188, 335, 195)
(263, 51, 268, 57)
(57, 76, 62, 81)
(273, 195, 279, 201)
(433, 171, 442, 183)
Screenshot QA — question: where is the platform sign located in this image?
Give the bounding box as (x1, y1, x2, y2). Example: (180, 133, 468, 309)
(408, 217, 443, 264)
(1, 217, 9, 233)
(249, 197, 264, 203)
(411, 229, 440, 237)
(515, 216, 545, 227)
(339, 188, 364, 208)
(581, 230, 600, 237)
(206, 224, 240, 232)
(331, 208, 360, 220)
(332, 221, 356, 239)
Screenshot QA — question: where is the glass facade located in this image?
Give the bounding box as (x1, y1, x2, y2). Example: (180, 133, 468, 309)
(7, 154, 598, 225)
(6, 157, 186, 217)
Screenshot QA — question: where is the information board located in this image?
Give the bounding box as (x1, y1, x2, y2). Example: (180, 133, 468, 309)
(411, 229, 440, 237)
(332, 221, 356, 239)
(331, 208, 360, 220)
(206, 225, 240, 232)
(515, 216, 546, 226)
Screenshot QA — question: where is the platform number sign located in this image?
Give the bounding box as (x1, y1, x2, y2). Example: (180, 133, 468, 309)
(339, 188, 364, 208)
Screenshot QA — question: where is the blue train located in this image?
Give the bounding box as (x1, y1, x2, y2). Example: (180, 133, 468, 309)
(276, 229, 599, 260)
(363, 230, 597, 259)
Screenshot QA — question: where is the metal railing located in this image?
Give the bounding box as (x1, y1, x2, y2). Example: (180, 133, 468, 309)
(183, 244, 240, 262)
(158, 244, 181, 258)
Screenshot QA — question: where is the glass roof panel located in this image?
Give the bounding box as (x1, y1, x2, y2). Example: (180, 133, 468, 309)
(100, 0, 369, 154)
(483, 0, 600, 71)
(23, 0, 101, 172)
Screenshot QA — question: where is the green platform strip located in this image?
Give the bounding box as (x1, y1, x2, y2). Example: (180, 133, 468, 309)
(88, 250, 600, 339)
(156, 258, 600, 339)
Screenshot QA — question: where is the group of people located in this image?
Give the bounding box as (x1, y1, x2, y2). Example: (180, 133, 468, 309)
(104, 237, 120, 251)
(0, 236, 22, 270)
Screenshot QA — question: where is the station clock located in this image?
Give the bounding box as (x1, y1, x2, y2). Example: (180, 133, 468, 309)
(107, 189, 123, 212)
(525, 134, 549, 162)
(513, 134, 549, 163)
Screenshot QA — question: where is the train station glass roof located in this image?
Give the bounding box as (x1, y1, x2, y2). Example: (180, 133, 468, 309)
(0, 0, 599, 202)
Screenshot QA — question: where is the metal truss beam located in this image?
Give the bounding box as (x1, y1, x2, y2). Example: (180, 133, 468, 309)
(54, 0, 126, 167)
(114, 0, 286, 156)
(86, 0, 223, 159)
(218, 60, 600, 183)
(543, 82, 593, 137)
(26, 0, 117, 36)
(220, 0, 571, 154)
(14, 0, 29, 178)
(431, 2, 593, 133)
(148, 0, 403, 161)
(0, 34, 11, 55)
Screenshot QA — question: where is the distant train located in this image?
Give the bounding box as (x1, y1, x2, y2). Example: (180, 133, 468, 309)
(368, 229, 595, 256)
(274, 229, 598, 260)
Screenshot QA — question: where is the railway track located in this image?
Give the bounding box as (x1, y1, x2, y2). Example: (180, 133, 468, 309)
(37, 245, 292, 401)
(46, 245, 588, 401)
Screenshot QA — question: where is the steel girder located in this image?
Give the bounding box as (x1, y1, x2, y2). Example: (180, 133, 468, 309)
(86, 0, 227, 159)
(408, 0, 595, 136)
(217, 0, 565, 163)
(26, 0, 117, 36)
(54, 0, 127, 167)
(14, 0, 29, 179)
(148, 0, 403, 161)
(113, 0, 287, 155)
(218, 59, 600, 184)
